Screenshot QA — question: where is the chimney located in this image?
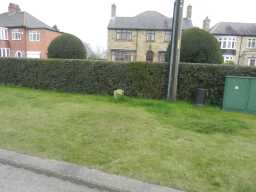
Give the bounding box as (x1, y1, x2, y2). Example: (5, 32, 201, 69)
(111, 4, 116, 18)
(186, 5, 192, 20)
(203, 17, 211, 31)
(8, 3, 21, 12)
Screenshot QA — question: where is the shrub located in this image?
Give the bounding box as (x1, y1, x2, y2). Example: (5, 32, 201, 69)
(48, 33, 87, 59)
(0, 58, 256, 106)
(166, 28, 223, 64)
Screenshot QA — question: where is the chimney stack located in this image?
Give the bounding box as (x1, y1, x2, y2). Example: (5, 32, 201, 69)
(8, 3, 21, 12)
(186, 5, 192, 20)
(111, 4, 116, 18)
(203, 17, 211, 31)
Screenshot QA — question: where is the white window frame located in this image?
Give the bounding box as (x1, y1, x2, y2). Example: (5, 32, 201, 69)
(146, 31, 155, 42)
(247, 38, 256, 49)
(12, 30, 21, 40)
(29, 31, 40, 42)
(0, 27, 8, 40)
(116, 30, 132, 41)
(164, 31, 172, 42)
(248, 58, 256, 66)
(27, 51, 41, 59)
(0, 48, 11, 58)
(223, 55, 234, 63)
(217, 36, 237, 50)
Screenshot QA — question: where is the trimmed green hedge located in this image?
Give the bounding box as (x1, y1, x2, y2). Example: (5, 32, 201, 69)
(0, 58, 256, 106)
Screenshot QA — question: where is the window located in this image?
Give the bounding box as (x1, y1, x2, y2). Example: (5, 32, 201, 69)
(164, 32, 172, 42)
(248, 39, 256, 49)
(223, 55, 234, 63)
(158, 52, 166, 62)
(12, 30, 21, 40)
(116, 30, 132, 41)
(217, 36, 236, 49)
(0, 48, 10, 58)
(0, 27, 8, 40)
(29, 31, 40, 42)
(111, 50, 136, 62)
(146, 31, 155, 42)
(248, 58, 256, 66)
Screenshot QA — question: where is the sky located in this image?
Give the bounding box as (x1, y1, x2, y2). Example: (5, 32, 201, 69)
(1, 0, 255, 52)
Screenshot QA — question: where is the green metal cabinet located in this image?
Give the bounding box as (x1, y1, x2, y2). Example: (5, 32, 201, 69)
(223, 76, 256, 113)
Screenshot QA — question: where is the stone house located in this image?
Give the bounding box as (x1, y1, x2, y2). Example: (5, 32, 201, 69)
(205, 18, 256, 66)
(0, 3, 61, 59)
(107, 4, 193, 63)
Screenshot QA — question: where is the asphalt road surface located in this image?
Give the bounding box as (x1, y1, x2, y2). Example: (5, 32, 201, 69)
(0, 163, 103, 192)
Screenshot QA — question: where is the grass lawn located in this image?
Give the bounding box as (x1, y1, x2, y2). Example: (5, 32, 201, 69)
(0, 86, 255, 192)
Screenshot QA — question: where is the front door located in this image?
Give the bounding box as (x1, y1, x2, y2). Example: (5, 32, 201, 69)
(146, 50, 154, 63)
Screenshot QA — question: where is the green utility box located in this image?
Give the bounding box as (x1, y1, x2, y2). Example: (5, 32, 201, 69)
(223, 76, 256, 113)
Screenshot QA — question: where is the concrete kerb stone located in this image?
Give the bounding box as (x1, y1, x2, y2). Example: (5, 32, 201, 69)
(0, 149, 183, 192)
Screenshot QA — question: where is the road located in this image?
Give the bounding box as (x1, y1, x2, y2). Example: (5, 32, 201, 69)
(0, 163, 103, 192)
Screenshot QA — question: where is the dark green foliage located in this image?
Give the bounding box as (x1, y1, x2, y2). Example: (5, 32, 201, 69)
(48, 33, 87, 59)
(166, 28, 223, 64)
(0, 58, 256, 106)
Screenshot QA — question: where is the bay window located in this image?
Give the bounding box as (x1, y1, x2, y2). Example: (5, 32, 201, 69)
(0, 48, 10, 58)
(0, 27, 8, 40)
(217, 36, 236, 49)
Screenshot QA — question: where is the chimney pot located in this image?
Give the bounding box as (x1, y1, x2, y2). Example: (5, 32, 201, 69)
(186, 5, 192, 20)
(111, 4, 116, 18)
(203, 17, 211, 31)
(8, 3, 21, 12)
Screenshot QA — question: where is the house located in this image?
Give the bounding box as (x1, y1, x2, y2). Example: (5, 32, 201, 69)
(0, 3, 61, 59)
(206, 18, 256, 66)
(107, 4, 193, 63)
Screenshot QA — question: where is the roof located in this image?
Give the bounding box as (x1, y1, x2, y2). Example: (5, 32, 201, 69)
(210, 22, 256, 36)
(0, 11, 57, 31)
(108, 11, 193, 30)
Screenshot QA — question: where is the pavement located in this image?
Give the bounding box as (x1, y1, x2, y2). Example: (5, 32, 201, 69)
(0, 163, 102, 192)
(0, 149, 183, 192)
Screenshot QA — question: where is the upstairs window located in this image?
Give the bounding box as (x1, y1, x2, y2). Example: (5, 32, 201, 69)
(29, 31, 40, 42)
(248, 39, 256, 49)
(218, 36, 236, 49)
(116, 30, 132, 41)
(12, 30, 21, 40)
(164, 32, 172, 42)
(146, 31, 155, 42)
(0, 27, 8, 40)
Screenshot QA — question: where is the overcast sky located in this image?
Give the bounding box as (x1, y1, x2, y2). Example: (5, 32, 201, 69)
(1, 0, 255, 51)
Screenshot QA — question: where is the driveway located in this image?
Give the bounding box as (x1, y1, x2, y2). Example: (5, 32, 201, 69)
(0, 163, 103, 192)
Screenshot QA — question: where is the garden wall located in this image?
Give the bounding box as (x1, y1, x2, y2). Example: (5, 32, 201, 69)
(0, 58, 256, 106)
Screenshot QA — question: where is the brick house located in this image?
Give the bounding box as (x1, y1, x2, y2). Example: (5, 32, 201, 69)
(107, 4, 193, 63)
(0, 3, 61, 59)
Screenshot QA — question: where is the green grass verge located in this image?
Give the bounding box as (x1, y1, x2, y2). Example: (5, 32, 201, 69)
(0, 86, 255, 192)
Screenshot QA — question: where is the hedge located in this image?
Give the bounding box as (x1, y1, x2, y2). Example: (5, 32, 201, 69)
(0, 58, 256, 106)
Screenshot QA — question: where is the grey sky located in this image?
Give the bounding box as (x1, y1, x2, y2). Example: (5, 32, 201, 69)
(1, 0, 255, 51)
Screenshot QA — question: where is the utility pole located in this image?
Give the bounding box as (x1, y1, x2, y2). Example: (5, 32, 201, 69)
(167, 0, 184, 101)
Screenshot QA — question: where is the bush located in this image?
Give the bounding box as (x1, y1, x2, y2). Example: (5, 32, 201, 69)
(166, 28, 223, 64)
(0, 58, 256, 106)
(48, 33, 87, 59)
